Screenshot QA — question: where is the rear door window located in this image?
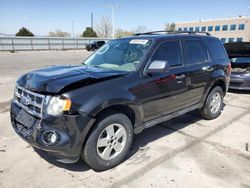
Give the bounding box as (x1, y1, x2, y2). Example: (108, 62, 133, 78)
(185, 40, 208, 64)
(204, 39, 228, 60)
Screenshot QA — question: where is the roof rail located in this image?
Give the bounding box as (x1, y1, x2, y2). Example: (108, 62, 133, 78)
(135, 30, 211, 36)
(134, 30, 171, 35)
(173, 31, 211, 36)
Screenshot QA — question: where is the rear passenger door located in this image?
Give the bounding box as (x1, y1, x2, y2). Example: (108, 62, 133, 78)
(183, 38, 211, 107)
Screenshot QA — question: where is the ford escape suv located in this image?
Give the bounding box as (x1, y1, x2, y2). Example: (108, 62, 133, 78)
(10, 31, 231, 170)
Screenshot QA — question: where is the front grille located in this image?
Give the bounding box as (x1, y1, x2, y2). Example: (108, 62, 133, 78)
(14, 85, 46, 118)
(15, 122, 34, 140)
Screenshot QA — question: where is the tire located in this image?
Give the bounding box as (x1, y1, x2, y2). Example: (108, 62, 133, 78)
(82, 113, 134, 171)
(200, 86, 224, 120)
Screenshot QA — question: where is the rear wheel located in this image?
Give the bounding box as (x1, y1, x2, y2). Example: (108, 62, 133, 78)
(200, 86, 224, 120)
(82, 113, 133, 171)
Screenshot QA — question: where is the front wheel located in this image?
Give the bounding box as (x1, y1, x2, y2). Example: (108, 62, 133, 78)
(200, 86, 224, 120)
(82, 113, 133, 171)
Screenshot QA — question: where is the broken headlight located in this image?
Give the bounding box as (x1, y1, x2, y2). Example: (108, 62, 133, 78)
(46, 96, 71, 116)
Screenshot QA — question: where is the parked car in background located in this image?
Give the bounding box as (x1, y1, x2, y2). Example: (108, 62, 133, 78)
(86, 41, 105, 51)
(11, 31, 231, 171)
(224, 42, 250, 90)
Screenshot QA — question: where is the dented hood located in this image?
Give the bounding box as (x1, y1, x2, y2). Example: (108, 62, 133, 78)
(224, 42, 250, 58)
(17, 65, 127, 94)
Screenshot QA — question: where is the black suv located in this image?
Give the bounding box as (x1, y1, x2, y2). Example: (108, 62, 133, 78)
(86, 41, 105, 51)
(10, 31, 231, 170)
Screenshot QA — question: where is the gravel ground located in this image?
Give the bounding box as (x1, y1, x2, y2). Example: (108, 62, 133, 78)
(0, 50, 250, 188)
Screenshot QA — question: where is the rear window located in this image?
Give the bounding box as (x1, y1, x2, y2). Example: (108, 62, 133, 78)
(204, 39, 228, 60)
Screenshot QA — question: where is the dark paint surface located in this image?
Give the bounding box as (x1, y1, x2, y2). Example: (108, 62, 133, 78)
(17, 65, 128, 93)
(86, 41, 105, 51)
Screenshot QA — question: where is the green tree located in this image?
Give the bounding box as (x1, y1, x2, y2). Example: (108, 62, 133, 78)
(82, 27, 97, 37)
(16, 27, 34, 36)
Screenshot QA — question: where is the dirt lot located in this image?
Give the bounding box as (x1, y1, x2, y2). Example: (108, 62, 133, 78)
(0, 50, 250, 188)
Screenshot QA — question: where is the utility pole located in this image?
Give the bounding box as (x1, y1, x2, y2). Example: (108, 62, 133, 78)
(107, 4, 119, 38)
(91, 13, 94, 29)
(71, 21, 76, 64)
(71, 21, 75, 37)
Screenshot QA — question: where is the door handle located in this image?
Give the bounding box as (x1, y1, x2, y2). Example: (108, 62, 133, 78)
(202, 66, 214, 71)
(176, 74, 186, 79)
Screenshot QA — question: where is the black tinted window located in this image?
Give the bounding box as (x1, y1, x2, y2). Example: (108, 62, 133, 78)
(204, 39, 227, 60)
(152, 41, 182, 67)
(185, 40, 207, 64)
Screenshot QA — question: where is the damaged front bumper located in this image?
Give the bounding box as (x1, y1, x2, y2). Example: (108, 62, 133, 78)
(10, 101, 95, 163)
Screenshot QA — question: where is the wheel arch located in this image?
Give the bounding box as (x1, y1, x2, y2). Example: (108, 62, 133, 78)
(81, 103, 142, 154)
(80, 96, 144, 147)
(201, 78, 227, 109)
(210, 79, 227, 96)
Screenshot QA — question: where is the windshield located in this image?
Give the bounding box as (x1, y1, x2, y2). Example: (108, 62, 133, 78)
(231, 57, 250, 64)
(83, 39, 152, 72)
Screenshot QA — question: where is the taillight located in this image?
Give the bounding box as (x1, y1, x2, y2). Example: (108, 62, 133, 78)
(227, 62, 232, 74)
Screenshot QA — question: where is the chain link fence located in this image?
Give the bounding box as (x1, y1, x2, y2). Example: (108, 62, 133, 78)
(0, 36, 111, 51)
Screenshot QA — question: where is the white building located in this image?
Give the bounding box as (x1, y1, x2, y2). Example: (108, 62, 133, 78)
(175, 16, 250, 43)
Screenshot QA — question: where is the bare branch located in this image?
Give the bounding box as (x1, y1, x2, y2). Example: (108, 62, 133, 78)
(95, 16, 112, 38)
(48, 30, 71, 37)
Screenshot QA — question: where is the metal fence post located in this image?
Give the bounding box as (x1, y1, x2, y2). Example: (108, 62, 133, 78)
(75, 38, 78, 49)
(48, 38, 51, 50)
(31, 38, 33, 50)
(11, 38, 15, 52)
(62, 39, 64, 50)
(0, 38, 3, 51)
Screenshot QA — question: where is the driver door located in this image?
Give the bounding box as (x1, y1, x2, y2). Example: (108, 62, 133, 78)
(136, 40, 188, 122)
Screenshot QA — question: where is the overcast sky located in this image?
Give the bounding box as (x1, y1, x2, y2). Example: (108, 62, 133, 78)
(0, 0, 250, 36)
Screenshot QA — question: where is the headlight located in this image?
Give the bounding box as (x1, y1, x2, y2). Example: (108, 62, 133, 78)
(46, 96, 71, 116)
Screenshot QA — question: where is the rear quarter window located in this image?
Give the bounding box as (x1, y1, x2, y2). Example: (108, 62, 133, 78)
(204, 39, 228, 60)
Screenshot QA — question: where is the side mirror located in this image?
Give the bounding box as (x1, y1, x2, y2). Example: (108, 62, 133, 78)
(146, 60, 169, 74)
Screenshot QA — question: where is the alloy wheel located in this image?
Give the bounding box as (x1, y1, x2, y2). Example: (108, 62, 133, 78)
(96, 123, 127, 160)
